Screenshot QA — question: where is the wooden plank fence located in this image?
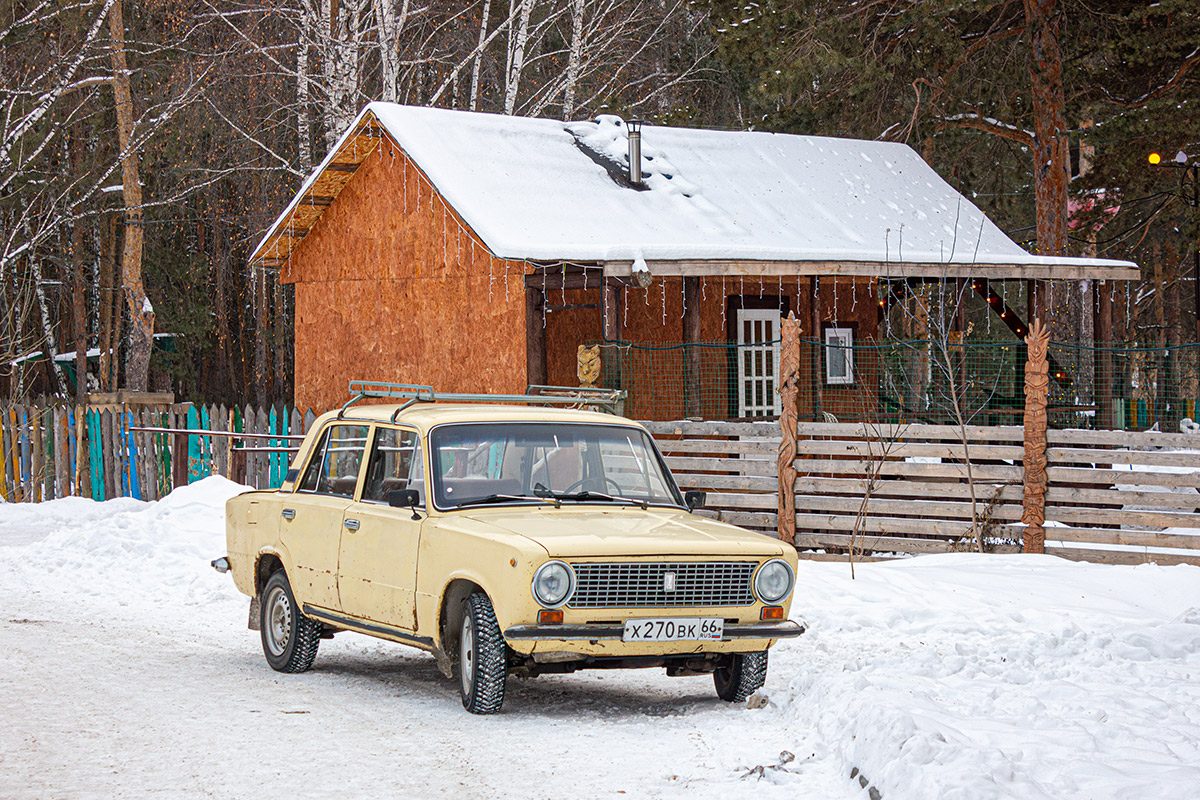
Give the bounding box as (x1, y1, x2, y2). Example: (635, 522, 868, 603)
(0, 403, 316, 503)
(643, 419, 780, 534)
(645, 418, 1200, 566)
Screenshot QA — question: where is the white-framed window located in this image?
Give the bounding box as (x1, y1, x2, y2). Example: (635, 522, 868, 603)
(736, 308, 782, 417)
(824, 325, 855, 385)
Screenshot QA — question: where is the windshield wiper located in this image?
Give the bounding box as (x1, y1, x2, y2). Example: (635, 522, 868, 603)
(451, 494, 559, 509)
(555, 490, 649, 510)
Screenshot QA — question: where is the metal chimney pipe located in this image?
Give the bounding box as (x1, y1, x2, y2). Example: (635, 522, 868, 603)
(627, 119, 644, 186)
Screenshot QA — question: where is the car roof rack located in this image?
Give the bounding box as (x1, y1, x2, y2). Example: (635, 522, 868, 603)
(339, 381, 626, 420)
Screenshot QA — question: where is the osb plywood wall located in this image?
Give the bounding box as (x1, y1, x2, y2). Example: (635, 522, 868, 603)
(284, 141, 527, 411)
(544, 277, 879, 421)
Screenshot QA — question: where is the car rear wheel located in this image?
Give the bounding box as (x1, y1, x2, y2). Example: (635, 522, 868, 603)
(261, 570, 321, 673)
(713, 651, 768, 702)
(458, 592, 507, 714)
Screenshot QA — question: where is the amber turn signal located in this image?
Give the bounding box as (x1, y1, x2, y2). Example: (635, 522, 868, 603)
(538, 609, 563, 624)
(760, 606, 785, 621)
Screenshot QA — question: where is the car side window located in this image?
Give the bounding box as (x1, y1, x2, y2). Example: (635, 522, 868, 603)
(362, 427, 424, 504)
(297, 424, 370, 498)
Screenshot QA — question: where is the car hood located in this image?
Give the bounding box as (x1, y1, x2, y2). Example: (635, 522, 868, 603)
(449, 506, 787, 558)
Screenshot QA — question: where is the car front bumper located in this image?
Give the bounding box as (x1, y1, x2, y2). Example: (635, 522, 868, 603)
(503, 619, 806, 642)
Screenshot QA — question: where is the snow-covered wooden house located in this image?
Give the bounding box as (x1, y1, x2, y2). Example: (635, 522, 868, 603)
(249, 103, 1137, 418)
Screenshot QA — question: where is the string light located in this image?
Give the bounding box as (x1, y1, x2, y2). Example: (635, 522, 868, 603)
(721, 276, 727, 329)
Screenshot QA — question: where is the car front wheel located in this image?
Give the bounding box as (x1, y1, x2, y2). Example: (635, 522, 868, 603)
(713, 651, 768, 702)
(260, 570, 321, 673)
(458, 592, 507, 714)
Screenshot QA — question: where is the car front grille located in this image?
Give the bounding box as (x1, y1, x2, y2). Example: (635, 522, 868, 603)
(567, 561, 756, 608)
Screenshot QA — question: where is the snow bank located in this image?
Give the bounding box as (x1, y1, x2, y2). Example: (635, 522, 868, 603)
(780, 555, 1200, 799)
(1, 477, 249, 611)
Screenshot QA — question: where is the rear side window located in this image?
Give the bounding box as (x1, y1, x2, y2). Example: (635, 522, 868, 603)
(297, 424, 370, 497)
(362, 427, 425, 504)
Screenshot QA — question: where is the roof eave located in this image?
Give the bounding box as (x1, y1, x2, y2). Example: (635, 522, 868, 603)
(602, 258, 1140, 282)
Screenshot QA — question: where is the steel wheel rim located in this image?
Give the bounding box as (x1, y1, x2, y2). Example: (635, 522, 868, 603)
(266, 586, 292, 657)
(460, 614, 475, 696)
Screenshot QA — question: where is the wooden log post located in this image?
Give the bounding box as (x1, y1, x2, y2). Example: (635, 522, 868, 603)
(683, 277, 702, 418)
(525, 287, 547, 388)
(777, 312, 802, 544)
(1022, 319, 1051, 553)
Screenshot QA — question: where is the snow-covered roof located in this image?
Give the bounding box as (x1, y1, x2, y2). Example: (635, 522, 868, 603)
(250, 103, 1138, 279)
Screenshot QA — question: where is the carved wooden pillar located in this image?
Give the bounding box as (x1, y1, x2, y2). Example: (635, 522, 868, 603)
(777, 312, 801, 544)
(1022, 319, 1051, 553)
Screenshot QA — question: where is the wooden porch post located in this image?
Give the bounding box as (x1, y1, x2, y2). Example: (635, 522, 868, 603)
(602, 279, 623, 389)
(1022, 319, 1050, 553)
(683, 277, 702, 418)
(809, 276, 822, 420)
(525, 287, 548, 388)
(777, 313, 801, 544)
(1027, 279, 1047, 334)
(1094, 280, 1114, 429)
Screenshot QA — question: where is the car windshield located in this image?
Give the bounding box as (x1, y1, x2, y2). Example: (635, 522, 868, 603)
(429, 422, 683, 510)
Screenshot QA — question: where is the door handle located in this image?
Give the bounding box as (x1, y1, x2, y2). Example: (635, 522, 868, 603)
(281, 508, 296, 520)
(343, 519, 360, 531)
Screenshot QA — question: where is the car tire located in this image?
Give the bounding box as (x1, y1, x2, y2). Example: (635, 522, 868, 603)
(260, 570, 321, 673)
(713, 651, 768, 702)
(458, 592, 507, 714)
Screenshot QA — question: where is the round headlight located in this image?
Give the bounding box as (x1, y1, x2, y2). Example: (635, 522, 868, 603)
(532, 561, 575, 608)
(754, 559, 795, 604)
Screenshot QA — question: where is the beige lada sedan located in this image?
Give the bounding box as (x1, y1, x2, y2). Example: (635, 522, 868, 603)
(219, 390, 803, 714)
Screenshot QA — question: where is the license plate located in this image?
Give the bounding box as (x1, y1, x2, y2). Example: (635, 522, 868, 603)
(622, 617, 724, 642)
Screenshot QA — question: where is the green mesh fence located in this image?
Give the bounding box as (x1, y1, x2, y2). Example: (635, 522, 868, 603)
(596, 338, 1200, 431)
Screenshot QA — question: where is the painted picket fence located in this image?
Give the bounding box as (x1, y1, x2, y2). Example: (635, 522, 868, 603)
(0, 403, 316, 503)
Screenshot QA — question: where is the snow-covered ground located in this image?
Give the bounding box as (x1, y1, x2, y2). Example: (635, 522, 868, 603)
(2, 479, 1199, 799)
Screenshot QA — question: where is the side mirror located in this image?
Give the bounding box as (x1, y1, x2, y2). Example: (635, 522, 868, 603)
(387, 489, 423, 520)
(684, 490, 706, 511)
